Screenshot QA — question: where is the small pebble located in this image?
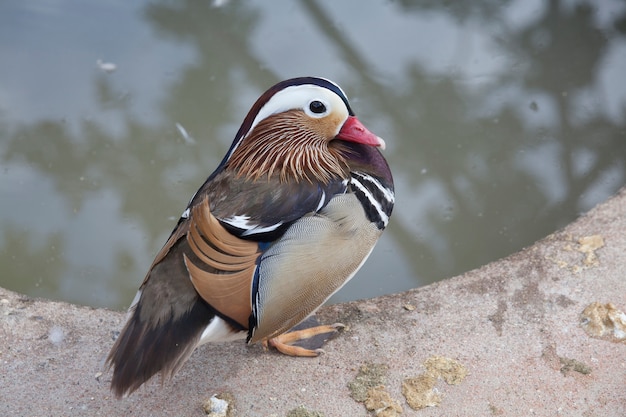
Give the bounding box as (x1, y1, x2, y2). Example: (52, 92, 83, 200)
(202, 394, 232, 417)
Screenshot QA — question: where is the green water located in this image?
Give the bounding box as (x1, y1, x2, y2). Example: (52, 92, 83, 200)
(1, 0, 625, 309)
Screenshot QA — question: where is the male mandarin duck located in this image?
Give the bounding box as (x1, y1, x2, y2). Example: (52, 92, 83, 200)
(106, 77, 394, 397)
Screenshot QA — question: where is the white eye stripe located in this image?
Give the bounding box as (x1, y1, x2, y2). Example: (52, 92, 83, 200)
(248, 85, 347, 137)
(224, 84, 350, 164)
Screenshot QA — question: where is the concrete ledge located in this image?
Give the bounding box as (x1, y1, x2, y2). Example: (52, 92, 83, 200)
(2, 188, 626, 416)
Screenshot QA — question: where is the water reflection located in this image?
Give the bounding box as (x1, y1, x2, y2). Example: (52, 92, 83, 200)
(0, 0, 624, 309)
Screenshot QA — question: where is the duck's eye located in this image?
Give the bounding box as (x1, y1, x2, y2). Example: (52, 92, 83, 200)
(309, 100, 327, 114)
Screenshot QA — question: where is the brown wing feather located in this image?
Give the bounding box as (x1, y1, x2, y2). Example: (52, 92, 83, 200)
(140, 220, 190, 287)
(184, 197, 260, 328)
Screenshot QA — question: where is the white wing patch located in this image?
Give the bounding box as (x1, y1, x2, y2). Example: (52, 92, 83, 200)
(241, 222, 284, 236)
(221, 214, 252, 229)
(221, 214, 283, 236)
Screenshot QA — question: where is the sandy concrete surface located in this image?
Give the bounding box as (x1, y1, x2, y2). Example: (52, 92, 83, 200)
(2, 188, 626, 417)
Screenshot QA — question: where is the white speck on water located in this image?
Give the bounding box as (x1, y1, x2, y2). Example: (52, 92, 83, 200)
(49, 326, 65, 346)
(176, 122, 196, 144)
(96, 59, 117, 73)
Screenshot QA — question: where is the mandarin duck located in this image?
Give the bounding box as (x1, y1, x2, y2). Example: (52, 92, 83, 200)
(106, 77, 394, 397)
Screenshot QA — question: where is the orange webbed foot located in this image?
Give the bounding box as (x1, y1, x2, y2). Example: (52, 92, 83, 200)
(264, 323, 345, 357)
